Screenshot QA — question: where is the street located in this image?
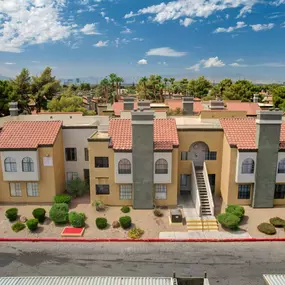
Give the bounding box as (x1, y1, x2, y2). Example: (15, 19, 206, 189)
(0, 242, 284, 285)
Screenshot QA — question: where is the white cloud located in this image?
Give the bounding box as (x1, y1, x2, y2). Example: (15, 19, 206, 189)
(226, 14, 230, 19)
(146, 47, 187, 57)
(93, 40, 109, 47)
(4, 62, 16, 65)
(251, 23, 275, 31)
(81, 23, 100, 35)
(179, 18, 194, 27)
(132, 37, 144, 41)
(121, 27, 132, 34)
(214, 21, 247, 33)
(236, 58, 244, 62)
(229, 62, 248, 67)
(186, 56, 225, 71)
(186, 63, 201, 71)
(137, 59, 148, 65)
(158, 61, 168, 66)
(126, 19, 136, 24)
(32, 61, 40, 63)
(0, 0, 73, 53)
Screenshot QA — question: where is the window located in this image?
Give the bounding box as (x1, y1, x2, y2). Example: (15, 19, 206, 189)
(241, 158, 255, 174)
(67, 172, 79, 181)
(155, 185, 167, 200)
(96, 184, 110, 195)
(84, 148, 89, 161)
(205, 152, 217, 160)
(95, 157, 109, 168)
(120, 185, 132, 200)
(118, 159, 131, 174)
(4, 157, 17, 172)
(27, 182, 39, 197)
(238, 184, 251, 199)
(278, 159, 285, 174)
(274, 184, 285, 199)
(22, 157, 34, 172)
(181, 152, 188, 161)
(9, 183, 22, 197)
(155, 159, 168, 174)
(65, 148, 77, 161)
(180, 174, 189, 186)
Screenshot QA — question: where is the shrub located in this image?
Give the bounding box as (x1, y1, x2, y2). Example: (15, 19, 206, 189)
(96, 217, 108, 229)
(5, 208, 18, 222)
(153, 208, 163, 217)
(258, 222, 276, 235)
(269, 217, 285, 228)
(12, 222, 25, 232)
(53, 194, 72, 204)
(128, 228, 144, 239)
(32, 208, 46, 223)
(217, 213, 240, 229)
(94, 200, 105, 212)
(49, 203, 69, 224)
(69, 211, 85, 228)
(225, 205, 245, 219)
(67, 178, 89, 197)
(26, 219, 39, 231)
(119, 216, 132, 229)
(121, 206, 130, 213)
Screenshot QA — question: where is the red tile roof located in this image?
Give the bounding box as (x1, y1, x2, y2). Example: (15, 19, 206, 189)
(220, 118, 285, 150)
(0, 121, 62, 149)
(164, 99, 203, 114)
(108, 118, 179, 151)
(225, 102, 261, 116)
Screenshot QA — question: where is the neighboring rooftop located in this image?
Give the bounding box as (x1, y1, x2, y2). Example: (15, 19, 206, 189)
(220, 117, 285, 150)
(263, 274, 285, 285)
(108, 118, 179, 151)
(174, 117, 222, 130)
(165, 99, 203, 114)
(0, 121, 62, 149)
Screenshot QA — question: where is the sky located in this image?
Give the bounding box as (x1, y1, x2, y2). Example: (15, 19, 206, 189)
(1, 0, 285, 83)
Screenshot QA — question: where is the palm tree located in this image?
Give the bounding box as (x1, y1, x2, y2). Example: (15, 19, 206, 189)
(100, 78, 110, 103)
(109, 73, 117, 93)
(169, 78, 175, 95)
(149, 75, 158, 101)
(140, 76, 148, 99)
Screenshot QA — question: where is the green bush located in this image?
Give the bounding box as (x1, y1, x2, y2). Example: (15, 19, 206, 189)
(94, 200, 105, 211)
(49, 203, 69, 224)
(69, 211, 85, 228)
(5, 208, 18, 222)
(225, 205, 245, 219)
(258, 223, 276, 235)
(119, 216, 132, 229)
(67, 178, 89, 197)
(53, 194, 72, 204)
(12, 222, 25, 232)
(26, 219, 39, 231)
(96, 217, 108, 229)
(153, 208, 163, 217)
(121, 206, 130, 213)
(217, 213, 240, 230)
(269, 217, 285, 228)
(32, 208, 46, 223)
(128, 228, 144, 239)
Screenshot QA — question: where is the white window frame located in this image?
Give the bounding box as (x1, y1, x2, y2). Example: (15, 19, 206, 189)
(22, 157, 34, 172)
(9, 183, 22, 197)
(155, 184, 167, 200)
(278, 159, 285, 174)
(118, 159, 131, 174)
(241, 158, 255, 174)
(67, 172, 79, 181)
(155, 159, 168, 174)
(4, 157, 17, 172)
(119, 185, 132, 200)
(27, 182, 39, 197)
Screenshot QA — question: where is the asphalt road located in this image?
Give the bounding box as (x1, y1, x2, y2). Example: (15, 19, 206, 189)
(0, 242, 284, 285)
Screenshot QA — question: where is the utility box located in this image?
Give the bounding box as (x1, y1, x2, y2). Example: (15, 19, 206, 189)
(170, 209, 183, 223)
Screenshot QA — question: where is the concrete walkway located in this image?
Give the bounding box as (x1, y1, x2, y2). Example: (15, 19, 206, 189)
(177, 194, 199, 219)
(159, 230, 251, 239)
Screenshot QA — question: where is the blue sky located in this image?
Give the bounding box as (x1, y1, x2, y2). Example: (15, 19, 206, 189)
(1, 0, 285, 83)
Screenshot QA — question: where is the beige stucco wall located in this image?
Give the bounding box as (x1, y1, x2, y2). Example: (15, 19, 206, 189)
(200, 110, 247, 119)
(178, 130, 224, 196)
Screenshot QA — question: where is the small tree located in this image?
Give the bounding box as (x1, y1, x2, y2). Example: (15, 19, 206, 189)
(67, 178, 89, 197)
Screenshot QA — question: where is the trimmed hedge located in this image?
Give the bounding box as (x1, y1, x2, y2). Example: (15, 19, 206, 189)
(53, 194, 72, 204)
(5, 208, 18, 222)
(96, 218, 108, 229)
(49, 203, 69, 224)
(119, 216, 132, 229)
(121, 206, 130, 213)
(69, 211, 85, 228)
(217, 213, 240, 229)
(269, 217, 285, 228)
(32, 208, 46, 223)
(225, 205, 245, 219)
(26, 219, 39, 231)
(12, 222, 25, 232)
(258, 222, 276, 235)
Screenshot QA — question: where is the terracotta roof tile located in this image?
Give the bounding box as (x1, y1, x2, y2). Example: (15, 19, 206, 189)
(108, 118, 179, 151)
(0, 121, 62, 149)
(225, 102, 261, 116)
(220, 118, 285, 150)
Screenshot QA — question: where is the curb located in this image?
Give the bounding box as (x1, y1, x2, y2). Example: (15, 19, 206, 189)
(1, 238, 285, 242)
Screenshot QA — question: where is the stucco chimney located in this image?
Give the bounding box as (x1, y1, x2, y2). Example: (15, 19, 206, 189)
(9, 102, 19, 116)
(253, 110, 283, 208)
(124, 97, 134, 111)
(138, 100, 151, 111)
(253, 94, 259, 103)
(182, 97, 194, 115)
(209, 100, 224, 110)
(131, 111, 154, 209)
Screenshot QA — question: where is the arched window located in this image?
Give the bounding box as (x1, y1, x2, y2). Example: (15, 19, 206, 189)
(22, 157, 34, 172)
(155, 159, 168, 174)
(241, 158, 255, 174)
(278, 159, 285, 173)
(118, 159, 131, 174)
(4, 157, 17, 172)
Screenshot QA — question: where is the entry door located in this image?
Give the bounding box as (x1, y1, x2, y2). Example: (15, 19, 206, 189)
(190, 142, 208, 167)
(83, 169, 90, 186)
(180, 174, 191, 193)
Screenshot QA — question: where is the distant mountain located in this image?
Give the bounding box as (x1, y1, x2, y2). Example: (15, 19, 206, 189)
(60, 76, 136, 85)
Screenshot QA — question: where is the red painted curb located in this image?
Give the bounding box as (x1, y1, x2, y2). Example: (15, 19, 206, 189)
(0, 238, 285, 242)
